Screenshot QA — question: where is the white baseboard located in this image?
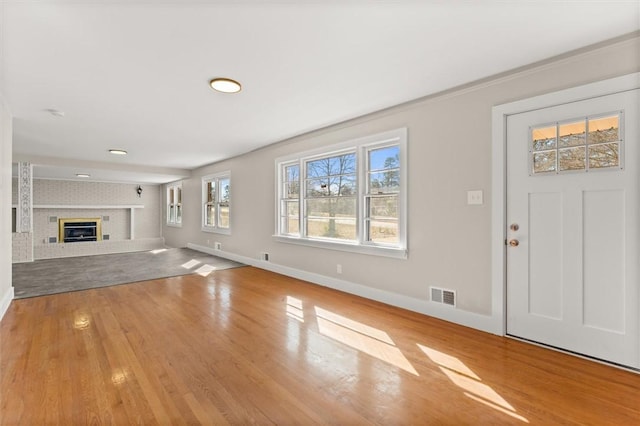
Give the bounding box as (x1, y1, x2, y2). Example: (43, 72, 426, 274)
(188, 243, 502, 335)
(5, 243, 500, 333)
(0, 286, 14, 321)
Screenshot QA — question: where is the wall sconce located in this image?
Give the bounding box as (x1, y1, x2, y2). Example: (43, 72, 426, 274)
(136, 185, 143, 197)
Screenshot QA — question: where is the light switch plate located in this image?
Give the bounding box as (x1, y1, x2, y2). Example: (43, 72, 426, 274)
(467, 190, 483, 205)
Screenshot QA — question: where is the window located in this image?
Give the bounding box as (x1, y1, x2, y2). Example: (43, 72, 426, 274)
(202, 172, 231, 234)
(166, 182, 182, 227)
(276, 128, 407, 258)
(530, 112, 622, 175)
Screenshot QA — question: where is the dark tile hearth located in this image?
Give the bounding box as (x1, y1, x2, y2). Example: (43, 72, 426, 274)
(12, 247, 245, 299)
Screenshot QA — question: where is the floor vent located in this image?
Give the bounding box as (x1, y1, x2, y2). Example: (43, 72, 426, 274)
(430, 286, 456, 307)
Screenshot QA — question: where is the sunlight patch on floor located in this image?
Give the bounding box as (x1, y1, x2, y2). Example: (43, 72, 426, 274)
(73, 313, 91, 330)
(150, 249, 168, 254)
(286, 296, 304, 322)
(418, 344, 528, 423)
(111, 368, 129, 386)
(195, 264, 217, 276)
(465, 392, 529, 423)
(181, 259, 201, 269)
(314, 306, 418, 376)
(314, 306, 394, 345)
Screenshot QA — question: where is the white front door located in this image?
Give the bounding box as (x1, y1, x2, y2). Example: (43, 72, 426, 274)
(506, 89, 639, 369)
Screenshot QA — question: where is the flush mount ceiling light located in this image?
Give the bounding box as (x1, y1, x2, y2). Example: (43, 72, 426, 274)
(109, 149, 128, 155)
(209, 77, 242, 93)
(76, 173, 90, 178)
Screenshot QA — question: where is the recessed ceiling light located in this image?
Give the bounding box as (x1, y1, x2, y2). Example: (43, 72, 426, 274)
(209, 77, 242, 93)
(76, 173, 90, 178)
(109, 149, 128, 155)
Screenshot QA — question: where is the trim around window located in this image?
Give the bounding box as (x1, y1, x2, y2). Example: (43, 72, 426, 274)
(202, 171, 231, 235)
(275, 128, 407, 259)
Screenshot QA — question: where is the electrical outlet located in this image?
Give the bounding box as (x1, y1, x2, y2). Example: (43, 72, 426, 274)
(260, 252, 269, 261)
(336, 264, 342, 274)
(214, 242, 222, 250)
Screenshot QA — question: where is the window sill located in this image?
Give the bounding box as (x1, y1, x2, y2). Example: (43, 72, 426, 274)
(166, 223, 182, 228)
(273, 235, 407, 259)
(202, 227, 231, 235)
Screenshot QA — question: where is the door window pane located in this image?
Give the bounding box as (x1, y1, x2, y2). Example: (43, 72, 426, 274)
(533, 151, 557, 173)
(559, 120, 586, 148)
(588, 115, 619, 144)
(532, 126, 557, 151)
(589, 143, 619, 169)
(559, 146, 586, 171)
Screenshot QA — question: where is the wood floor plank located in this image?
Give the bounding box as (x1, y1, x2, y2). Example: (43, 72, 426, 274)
(2, 266, 639, 425)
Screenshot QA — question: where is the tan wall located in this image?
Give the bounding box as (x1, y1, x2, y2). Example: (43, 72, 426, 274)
(163, 36, 640, 317)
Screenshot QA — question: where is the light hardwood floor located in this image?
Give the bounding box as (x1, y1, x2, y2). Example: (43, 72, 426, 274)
(1, 266, 639, 425)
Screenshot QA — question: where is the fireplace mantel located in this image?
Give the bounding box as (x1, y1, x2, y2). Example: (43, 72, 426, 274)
(28, 205, 145, 240)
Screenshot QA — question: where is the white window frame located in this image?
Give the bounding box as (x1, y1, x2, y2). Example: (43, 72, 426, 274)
(275, 128, 407, 259)
(166, 182, 182, 227)
(202, 171, 231, 235)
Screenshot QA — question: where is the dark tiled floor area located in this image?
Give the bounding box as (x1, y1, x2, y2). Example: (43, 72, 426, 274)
(12, 247, 245, 298)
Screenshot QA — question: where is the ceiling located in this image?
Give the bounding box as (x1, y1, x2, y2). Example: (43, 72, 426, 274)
(3, 1, 639, 184)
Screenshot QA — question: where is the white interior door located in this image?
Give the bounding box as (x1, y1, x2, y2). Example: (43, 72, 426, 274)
(506, 89, 639, 369)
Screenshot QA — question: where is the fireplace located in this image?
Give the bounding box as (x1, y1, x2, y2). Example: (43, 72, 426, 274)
(59, 218, 102, 243)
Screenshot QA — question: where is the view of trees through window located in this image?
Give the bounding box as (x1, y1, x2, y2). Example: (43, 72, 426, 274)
(305, 152, 357, 240)
(205, 181, 216, 227)
(277, 128, 406, 252)
(204, 176, 230, 230)
(281, 164, 300, 235)
(279, 145, 401, 244)
(366, 146, 400, 244)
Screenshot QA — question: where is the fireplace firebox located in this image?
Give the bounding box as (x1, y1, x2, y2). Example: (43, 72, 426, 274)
(58, 218, 102, 243)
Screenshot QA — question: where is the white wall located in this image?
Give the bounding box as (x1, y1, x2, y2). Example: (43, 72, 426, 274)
(1, 96, 14, 319)
(164, 36, 640, 329)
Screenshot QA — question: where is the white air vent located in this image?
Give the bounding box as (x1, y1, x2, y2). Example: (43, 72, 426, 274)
(430, 286, 456, 307)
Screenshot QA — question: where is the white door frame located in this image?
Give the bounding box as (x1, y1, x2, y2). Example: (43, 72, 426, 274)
(489, 72, 640, 336)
